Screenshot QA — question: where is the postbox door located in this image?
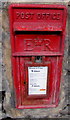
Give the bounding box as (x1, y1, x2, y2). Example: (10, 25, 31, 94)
(12, 56, 62, 108)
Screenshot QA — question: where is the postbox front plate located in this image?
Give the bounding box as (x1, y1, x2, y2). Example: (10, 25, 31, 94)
(9, 4, 67, 109)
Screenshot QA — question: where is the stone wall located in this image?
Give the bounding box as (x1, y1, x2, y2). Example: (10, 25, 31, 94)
(0, 0, 69, 119)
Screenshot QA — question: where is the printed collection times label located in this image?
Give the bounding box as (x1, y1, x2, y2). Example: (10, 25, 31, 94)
(28, 67, 48, 95)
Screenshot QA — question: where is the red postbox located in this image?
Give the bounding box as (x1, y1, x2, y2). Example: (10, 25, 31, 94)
(9, 4, 67, 109)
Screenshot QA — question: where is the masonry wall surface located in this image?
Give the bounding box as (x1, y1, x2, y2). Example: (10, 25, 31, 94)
(0, 0, 70, 119)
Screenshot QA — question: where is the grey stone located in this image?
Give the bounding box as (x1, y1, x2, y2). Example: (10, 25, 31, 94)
(0, 103, 2, 110)
(1, 1, 69, 119)
(0, 0, 68, 2)
(0, 42, 2, 91)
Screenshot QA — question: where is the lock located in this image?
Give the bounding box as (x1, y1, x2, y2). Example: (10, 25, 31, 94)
(9, 4, 67, 109)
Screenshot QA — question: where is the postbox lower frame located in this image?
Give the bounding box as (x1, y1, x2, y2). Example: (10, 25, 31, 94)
(12, 56, 63, 109)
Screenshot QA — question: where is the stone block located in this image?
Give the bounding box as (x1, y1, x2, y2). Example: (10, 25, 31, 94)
(1, 1, 69, 119)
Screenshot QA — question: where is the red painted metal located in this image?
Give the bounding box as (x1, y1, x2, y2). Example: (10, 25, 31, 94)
(9, 4, 67, 109)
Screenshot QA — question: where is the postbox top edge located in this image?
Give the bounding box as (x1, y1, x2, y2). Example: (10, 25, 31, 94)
(9, 4, 67, 10)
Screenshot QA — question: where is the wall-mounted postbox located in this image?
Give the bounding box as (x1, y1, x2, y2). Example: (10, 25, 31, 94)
(9, 4, 67, 109)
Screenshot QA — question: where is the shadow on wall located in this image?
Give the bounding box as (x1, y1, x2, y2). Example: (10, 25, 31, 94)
(2, 117, 13, 120)
(1, 117, 70, 120)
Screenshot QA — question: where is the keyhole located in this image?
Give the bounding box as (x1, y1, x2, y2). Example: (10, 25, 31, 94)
(35, 56, 42, 63)
(24, 81, 26, 85)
